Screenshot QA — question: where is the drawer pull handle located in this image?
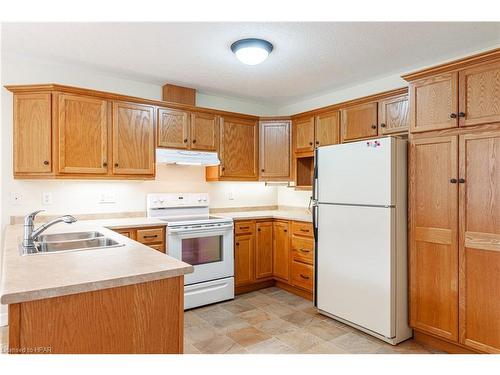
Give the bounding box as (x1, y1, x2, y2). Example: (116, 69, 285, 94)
(300, 274, 310, 280)
(143, 235, 158, 239)
(239, 226, 250, 229)
(299, 249, 310, 253)
(300, 228, 310, 232)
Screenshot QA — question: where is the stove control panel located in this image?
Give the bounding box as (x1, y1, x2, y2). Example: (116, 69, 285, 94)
(147, 193, 209, 209)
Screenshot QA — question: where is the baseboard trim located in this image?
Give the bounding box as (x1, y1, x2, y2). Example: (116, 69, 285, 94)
(413, 330, 479, 354)
(235, 280, 274, 295)
(275, 281, 312, 301)
(0, 312, 7, 327)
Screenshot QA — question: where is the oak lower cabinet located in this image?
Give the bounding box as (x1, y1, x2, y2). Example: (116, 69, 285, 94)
(255, 221, 273, 279)
(273, 221, 290, 282)
(233, 219, 314, 299)
(112, 101, 155, 176)
(259, 120, 291, 180)
(341, 102, 378, 142)
(410, 126, 500, 353)
(111, 226, 166, 253)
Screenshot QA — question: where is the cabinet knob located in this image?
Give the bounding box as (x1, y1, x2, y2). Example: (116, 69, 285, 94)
(236, 242, 239, 246)
(380, 123, 386, 128)
(315, 141, 320, 145)
(258, 228, 261, 231)
(459, 178, 466, 183)
(450, 178, 458, 184)
(450, 113, 457, 119)
(184, 139, 188, 143)
(309, 142, 313, 146)
(371, 125, 377, 129)
(284, 229, 287, 232)
(261, 169, 265, 172)
(103, 162, 108, 167)
(114, 163, 119, 167)
(222, 167, 225, 171)
(43, 160, 49, 165)
(458, 112, 466, 118)
(192, 139, 196, 144)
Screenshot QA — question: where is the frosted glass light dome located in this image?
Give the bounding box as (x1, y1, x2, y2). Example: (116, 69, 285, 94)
(231, 38, 273, 65)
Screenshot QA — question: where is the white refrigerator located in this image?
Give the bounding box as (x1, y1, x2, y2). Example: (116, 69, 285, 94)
(313, 137, 412, 345)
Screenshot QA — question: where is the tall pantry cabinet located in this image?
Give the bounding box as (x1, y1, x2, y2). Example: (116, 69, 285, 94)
(405, 50, 500, 354)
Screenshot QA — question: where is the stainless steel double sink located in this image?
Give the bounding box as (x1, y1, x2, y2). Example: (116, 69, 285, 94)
(20, 231, 125, 255)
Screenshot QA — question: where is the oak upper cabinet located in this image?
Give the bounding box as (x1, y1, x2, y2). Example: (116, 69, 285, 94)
(57, 94, 109, 175)
(190, 112, 219, 151)
(273, 221, 290, 282)
(293, 116, 315, 153)
(219, 116, 258, 180)
(315, 111, 340, 147)
(259, 120, 291, 180)
(112, 101, 155, 175)
(459, 60, 500, 127)
(409, 135, 459, 342)
(13, 93, 52, 175)
(459, 129, 500, 353)
(255, 221, 273, 279)
(341, 102, 378, 142)
(378, 94, 409, 135)
(409, 73, 458, 133)
(234, 233, 255, 287)
(157, 108, 190, 149)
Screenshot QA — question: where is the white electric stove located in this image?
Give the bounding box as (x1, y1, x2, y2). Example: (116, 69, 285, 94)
(147, 193, 234, 309)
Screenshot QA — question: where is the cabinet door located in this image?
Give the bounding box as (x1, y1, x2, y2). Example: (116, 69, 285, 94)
(112, 102, 155, 175)
(13, 93, 52, 174)
(255, 221, 273, 279)
(273, 221, 290, 281)
(315, 111, 340, 147)
(378, 94, 409, 135)
(410, 72, 458, 133)
(459, 61, 500, 127)
(409, 136, 459, 341)
(459, 130, 500, 353)
(293, 116, 315, 153)
(234, 234, 255, 287)
(259, 121, 290, 179)
(219, 116, 258, 179)
(57, 94, 109, 174)
(157, 108, 189, 149)
(190, 112, 218, 151)
(341, 102, 378, 142)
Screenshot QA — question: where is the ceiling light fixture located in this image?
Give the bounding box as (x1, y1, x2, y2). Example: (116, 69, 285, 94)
(230, 38, 273, 65)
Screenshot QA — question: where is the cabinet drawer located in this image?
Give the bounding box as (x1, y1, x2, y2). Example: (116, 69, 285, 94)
(136, 227, 164, 244)
(234, 221, 255, 235)
(114, 229, 136, 240)
(291, 221, 313, 237)
(291, 236, 314, 264)
(148, 243, 166, 253)
(290, 261, 313, 291)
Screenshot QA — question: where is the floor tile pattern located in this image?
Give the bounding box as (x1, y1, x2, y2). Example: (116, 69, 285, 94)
(185, 287, 436, 354)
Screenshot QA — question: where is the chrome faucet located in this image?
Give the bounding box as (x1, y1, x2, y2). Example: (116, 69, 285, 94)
(22, 210, 77, 251)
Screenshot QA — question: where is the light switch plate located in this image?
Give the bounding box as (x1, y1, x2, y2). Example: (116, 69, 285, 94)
(99, 193, 117, 204)
(42, 192, 53, 205)
(11, 192, 22, 205)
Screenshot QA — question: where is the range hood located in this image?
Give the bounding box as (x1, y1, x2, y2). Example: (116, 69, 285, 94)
(156, 148, 220, 166)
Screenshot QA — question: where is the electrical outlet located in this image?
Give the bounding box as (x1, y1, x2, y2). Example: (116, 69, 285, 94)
(228, 190, 235, 200)
(42, 192, 53, 205)
(11, 192, 22, 205)
(99, 193, 117, 204)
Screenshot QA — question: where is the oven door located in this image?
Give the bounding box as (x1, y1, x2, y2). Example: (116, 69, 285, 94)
(167, 223, 234, 285)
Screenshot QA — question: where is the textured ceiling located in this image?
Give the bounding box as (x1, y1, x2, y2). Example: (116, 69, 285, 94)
(2, 22, 499, 104)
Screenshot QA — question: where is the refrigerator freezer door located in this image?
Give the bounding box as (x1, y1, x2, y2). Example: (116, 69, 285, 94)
(317, 137, 394, 206)
(316, 203, 395, 338)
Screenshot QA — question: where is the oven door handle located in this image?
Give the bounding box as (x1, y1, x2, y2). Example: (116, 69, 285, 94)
(168, 223, 234, 234)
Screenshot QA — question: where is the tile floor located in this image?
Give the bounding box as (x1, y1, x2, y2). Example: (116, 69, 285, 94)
(0, 287, 439, 354)
(185, 287, 437, 354)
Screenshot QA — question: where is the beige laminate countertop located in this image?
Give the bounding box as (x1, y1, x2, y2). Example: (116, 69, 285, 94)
(0, 217, 193, 305)
(214, 209, 312, 223)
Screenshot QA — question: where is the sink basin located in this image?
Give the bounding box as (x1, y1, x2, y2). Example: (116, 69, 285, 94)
(20, 232, 125, 255)
(37, 231, 104, 242)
